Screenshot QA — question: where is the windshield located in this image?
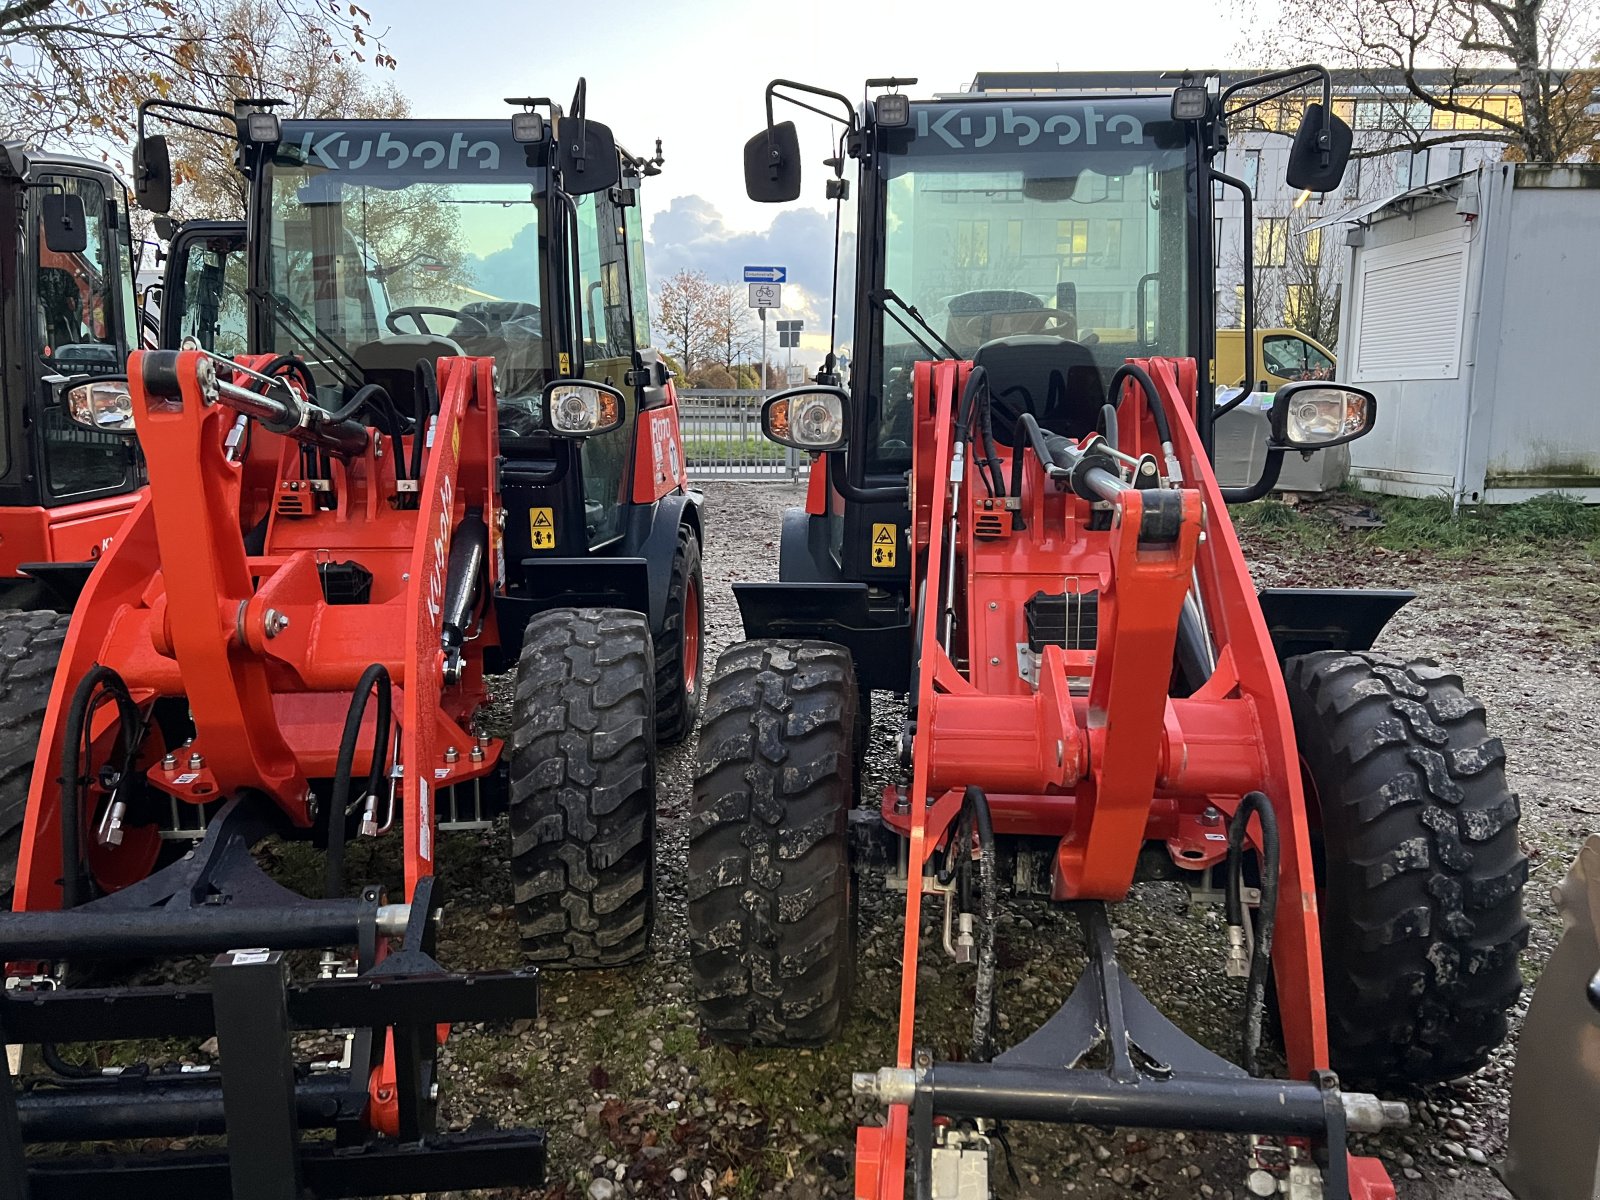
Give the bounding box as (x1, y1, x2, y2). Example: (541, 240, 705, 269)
(265, 121, 548, 410)
(867, 97, 1194, 473)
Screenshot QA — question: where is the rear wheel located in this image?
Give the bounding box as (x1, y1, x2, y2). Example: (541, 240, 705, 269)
(688, 640, 858, 1046)
(509, 608, 657, 968)
(654, 525, 703, 745)
(0, 611, 69, 902)
(1285, 650, 1528, 1085)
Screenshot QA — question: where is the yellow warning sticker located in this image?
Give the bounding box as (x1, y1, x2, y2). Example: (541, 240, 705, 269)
(530, 507, 556, 550)
(557, 352, 571, 375)
(871, 522, 897, 568)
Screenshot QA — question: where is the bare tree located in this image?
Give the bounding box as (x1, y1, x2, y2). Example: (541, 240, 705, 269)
(653, 269, 716, 377)
(1240, 0, 1600, 162)
(706, 282, 761, 379)
(1225, 202, 1343, 346)
(0, 0, 392, 148)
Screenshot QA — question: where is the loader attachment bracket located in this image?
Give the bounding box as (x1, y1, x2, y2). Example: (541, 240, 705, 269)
(857, 903, 1405, 1200)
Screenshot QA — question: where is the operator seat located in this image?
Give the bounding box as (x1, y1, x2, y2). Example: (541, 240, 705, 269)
(973, 335, 1107, 444)
(352, 334, 462, 419)
(946, 290, 1077, 354)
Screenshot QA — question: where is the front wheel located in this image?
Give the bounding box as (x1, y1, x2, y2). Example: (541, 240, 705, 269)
(688, 640, 858, 1046)
(0, 611, 69, 902)
(508, 608, 657, 968)
(1286, 650, 1528, 1085)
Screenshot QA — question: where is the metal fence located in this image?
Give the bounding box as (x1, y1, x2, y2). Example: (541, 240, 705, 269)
(676, 389, 802, 479)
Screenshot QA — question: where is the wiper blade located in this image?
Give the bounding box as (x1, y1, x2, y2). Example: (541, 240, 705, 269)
(249, 285, 365, 391)
(870, 288, 959, 361)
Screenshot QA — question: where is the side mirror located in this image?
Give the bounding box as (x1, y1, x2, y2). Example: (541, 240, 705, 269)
(743, 121, 801, 203)
(542, 378, 626, 437)
(554, 118, 620, 196)
(1270, 381, 1375, 449)
(762, 385, 849, 451)
(64, 375, 137, 435)
(1285, 103, 1353, 193)
(133, 134, 173, 214)
(41, 193, 88, 254)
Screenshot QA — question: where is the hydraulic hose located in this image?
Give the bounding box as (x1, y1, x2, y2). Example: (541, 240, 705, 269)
(58, 666, 143, 911)
(1107, 363, 1172, 447)
(1100, 402, 1120, 454)
(324, 663, 392, 899)
(409, 359, 441, 483)
(1225, 790, 1281, 1075)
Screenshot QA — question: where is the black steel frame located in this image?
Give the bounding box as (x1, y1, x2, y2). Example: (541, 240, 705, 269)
(0, 796, 545, 1200)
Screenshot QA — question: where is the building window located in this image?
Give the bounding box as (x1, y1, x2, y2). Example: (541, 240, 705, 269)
(1447, 148, 1464, 177)
(1255, 216, 1289, 268)
(1214, 217, 1223, 268)
(1305, 227, 1322, 265)
(1006, 219, 1023, 262)
(1243, 149, 1261, 193)
(1343, 157, 1361, 200)
(1412, 148, 1430, 186)
(1235, 284, 1246, 324)
(1057, 219, 1090, 269)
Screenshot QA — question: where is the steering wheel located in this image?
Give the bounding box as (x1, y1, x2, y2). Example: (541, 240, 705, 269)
(385, 306, 490, 337)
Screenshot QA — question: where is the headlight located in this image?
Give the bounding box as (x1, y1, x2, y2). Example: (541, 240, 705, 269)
(762, 386, 849, 452)
(541, 380, 625, 437)
(1272, 383, 1377, 449)
(65, 378, 136, 434)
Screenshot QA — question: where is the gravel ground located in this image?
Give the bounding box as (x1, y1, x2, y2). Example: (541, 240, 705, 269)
(415, 480, 1598, 1200)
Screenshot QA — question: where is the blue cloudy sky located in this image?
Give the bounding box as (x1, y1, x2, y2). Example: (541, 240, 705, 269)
(376, 0, 1253, 362)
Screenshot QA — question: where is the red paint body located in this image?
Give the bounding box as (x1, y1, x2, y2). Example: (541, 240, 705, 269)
(631, 380, 690, 504)
(12, 349, 502, 909)
(852, 355, 1394, 1199)
(0, 494, 138, 582)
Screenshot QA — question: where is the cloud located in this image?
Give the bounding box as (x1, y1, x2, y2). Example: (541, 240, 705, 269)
(645, 195, 856, 362)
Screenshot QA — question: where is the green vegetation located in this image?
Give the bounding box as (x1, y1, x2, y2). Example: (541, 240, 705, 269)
(679, 436, 788, 465)
(1235, 489, 1600, 557)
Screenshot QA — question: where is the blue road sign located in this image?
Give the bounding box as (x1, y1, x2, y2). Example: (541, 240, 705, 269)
(743, 265, 786, 283)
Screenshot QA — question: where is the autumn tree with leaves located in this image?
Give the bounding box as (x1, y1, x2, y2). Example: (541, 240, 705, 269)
(159, 0, 406, 220)
(0, 0, 391, 149)
(653, 269, 716, 378)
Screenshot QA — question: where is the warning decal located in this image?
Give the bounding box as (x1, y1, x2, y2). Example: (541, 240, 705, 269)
(530, 507, 556, 549)
(871, 522, 897, 568)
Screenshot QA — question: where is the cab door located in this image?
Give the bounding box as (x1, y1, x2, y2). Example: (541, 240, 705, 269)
(31, 170, 139, 505)
(159, 221, 248, 354)
(572, 187, 638, 549)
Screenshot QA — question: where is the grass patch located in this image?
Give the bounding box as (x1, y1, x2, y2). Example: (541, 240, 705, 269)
(1235, 489, 1600, 557)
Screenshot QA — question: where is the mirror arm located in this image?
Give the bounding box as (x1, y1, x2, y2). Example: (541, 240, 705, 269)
(826, 451, 907, 504)
(1219, 446, 1286, 504)
(765, 80, 858, 135)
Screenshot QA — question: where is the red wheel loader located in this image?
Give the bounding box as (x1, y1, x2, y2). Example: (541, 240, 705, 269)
(0, 85, 689, 1197)
(0, 143, 148, 899)
(689, 70, 1528, 1199)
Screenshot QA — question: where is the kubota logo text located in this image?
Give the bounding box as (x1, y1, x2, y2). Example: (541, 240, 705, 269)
(915, 106, 1146, 150)
(296, 131, 502, 172)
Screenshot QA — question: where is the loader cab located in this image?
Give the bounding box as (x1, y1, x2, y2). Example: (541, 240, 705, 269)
(806, 93, 1205, 594)
(245, 119, 663, 558)
(0, 147, 143, 604)
(158, 220, 247, 356)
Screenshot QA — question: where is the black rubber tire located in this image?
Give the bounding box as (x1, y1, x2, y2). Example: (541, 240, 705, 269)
(0, 611, 69, 902)
(654, 524, 703, 746)
(1285, 650, 1528, 1086)
(508, 607, 657, 969)
(688, 639, 858, 1046)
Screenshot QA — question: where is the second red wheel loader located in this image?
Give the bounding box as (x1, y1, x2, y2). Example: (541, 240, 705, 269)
(689, 69, 1528, 1199)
